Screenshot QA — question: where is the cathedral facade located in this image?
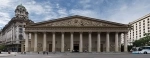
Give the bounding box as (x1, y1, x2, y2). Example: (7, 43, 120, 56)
(1, 5, 129, 52)
(23, 15, 129, 52)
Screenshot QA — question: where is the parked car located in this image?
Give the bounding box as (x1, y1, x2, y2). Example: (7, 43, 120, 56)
(132, 46, 150, 54)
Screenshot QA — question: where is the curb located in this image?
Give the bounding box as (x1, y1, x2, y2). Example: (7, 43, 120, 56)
(0, 54, 16, 57)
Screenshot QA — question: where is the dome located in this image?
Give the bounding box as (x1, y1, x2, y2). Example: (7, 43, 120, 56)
(15, 4, 28, 19)
(16, 4, 25, 9)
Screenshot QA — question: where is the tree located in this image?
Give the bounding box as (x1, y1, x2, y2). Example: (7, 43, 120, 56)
(133, 33, 150, 47)
(0, 45, 6, 50)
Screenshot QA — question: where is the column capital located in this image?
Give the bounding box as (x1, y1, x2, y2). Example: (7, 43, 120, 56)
(52, 32, 55, 34)
(70, 32, 74, 34)
(61, 32, 65, 34)
(97, 32, 101, 34)
(107, 32, 110, 34)
(88, 32, 92, 34)
(43, 32, 46, 34)
(80, 32, 83, 34)
(98, 32, 101, 33)
(115, 32, 119, 34)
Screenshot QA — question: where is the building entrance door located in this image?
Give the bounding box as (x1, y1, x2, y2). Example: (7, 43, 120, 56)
(101, 44, 103, 52)
(49, 44, 52, 52)
(74, 44, 79, 52)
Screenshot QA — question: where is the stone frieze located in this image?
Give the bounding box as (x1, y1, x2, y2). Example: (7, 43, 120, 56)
(38, 18, 117, 27)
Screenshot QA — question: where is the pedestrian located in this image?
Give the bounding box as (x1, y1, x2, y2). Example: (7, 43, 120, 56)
(0, 50, 1, 54)
(8, 50, 11, 54)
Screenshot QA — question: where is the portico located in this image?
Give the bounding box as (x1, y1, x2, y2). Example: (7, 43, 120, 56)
(23, 15, 129, 52)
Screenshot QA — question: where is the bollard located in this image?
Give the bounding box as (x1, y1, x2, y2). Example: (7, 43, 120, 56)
(46, 52, 48, 55)
(24, 52, 26, 54)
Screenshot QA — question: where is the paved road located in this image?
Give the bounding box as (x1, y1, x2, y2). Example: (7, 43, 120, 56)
(0, 53, 150, 58)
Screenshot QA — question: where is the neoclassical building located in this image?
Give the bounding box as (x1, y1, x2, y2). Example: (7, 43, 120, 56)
(0, 4, 33, 52)
(23, 15, 129, 52)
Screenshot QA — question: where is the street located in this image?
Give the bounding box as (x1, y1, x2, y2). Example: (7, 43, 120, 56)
(0, 53, 150, 58)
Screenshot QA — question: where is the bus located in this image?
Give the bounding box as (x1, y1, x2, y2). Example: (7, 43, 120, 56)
(132, 46, 150, 54)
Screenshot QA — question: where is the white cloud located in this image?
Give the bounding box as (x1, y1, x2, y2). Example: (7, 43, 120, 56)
(70, 9, 99, 18)
(0, 12, 10, 25)
(1, 0, 150, 28)
(106, 0, 150, 24)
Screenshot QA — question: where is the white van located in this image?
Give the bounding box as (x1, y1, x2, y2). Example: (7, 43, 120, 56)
(132, 46, 150, 54)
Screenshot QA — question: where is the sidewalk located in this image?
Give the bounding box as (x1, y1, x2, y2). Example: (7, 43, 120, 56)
(17, 52, 131, 55)
(0, 52, 17, 57)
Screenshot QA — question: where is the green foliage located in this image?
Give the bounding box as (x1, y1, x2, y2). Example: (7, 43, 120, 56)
(0, 45, 6, 50)
(133, 33, 150, 47)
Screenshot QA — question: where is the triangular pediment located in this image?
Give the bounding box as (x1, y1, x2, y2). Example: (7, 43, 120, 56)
(27, 15, 128, 27)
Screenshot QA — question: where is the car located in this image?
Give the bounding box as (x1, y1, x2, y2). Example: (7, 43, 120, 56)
(132, 46, 150, 54)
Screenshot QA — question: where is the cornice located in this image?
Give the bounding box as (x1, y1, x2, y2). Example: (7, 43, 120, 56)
(25, 27, 128, 32)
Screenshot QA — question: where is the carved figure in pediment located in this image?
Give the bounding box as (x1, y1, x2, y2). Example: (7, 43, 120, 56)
(38, 18, 117, 27)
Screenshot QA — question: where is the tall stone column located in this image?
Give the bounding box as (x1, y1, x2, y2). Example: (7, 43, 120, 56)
(52, 32, 56, 52)
(124, 32, 128, 52)
(25, 32, 29, 52)
(61, 32, 64, 52)
(97, 32, 101, 52)
(34, 32, 37, 52)
(88, 32, 92, 52)
(70, 32, 74, 52)
(43, 32, 47, 51)
(79, 32, 83, 52)
(106, 32, 110, 52)
(115, 32, 119, 52)
(28, 33, 31, 51)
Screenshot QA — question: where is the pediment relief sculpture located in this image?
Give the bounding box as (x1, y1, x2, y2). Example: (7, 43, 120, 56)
(37, 18, 117, 27)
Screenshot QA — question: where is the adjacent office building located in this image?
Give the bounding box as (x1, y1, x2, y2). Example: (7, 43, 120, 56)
(128, 14, 150, 45)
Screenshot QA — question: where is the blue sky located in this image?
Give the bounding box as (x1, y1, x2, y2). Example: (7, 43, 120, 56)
(0, 0, 150, 28)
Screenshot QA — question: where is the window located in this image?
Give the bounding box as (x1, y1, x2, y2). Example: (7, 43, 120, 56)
(148, 30, 150, 32)
(19, 28, 23, 33)
(143, 31, 145, 33)
(140, 35, 141, 37)
(19, 34, 23, 40)
(19, 25, 22, 27)
(143, 23, 145, 25)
